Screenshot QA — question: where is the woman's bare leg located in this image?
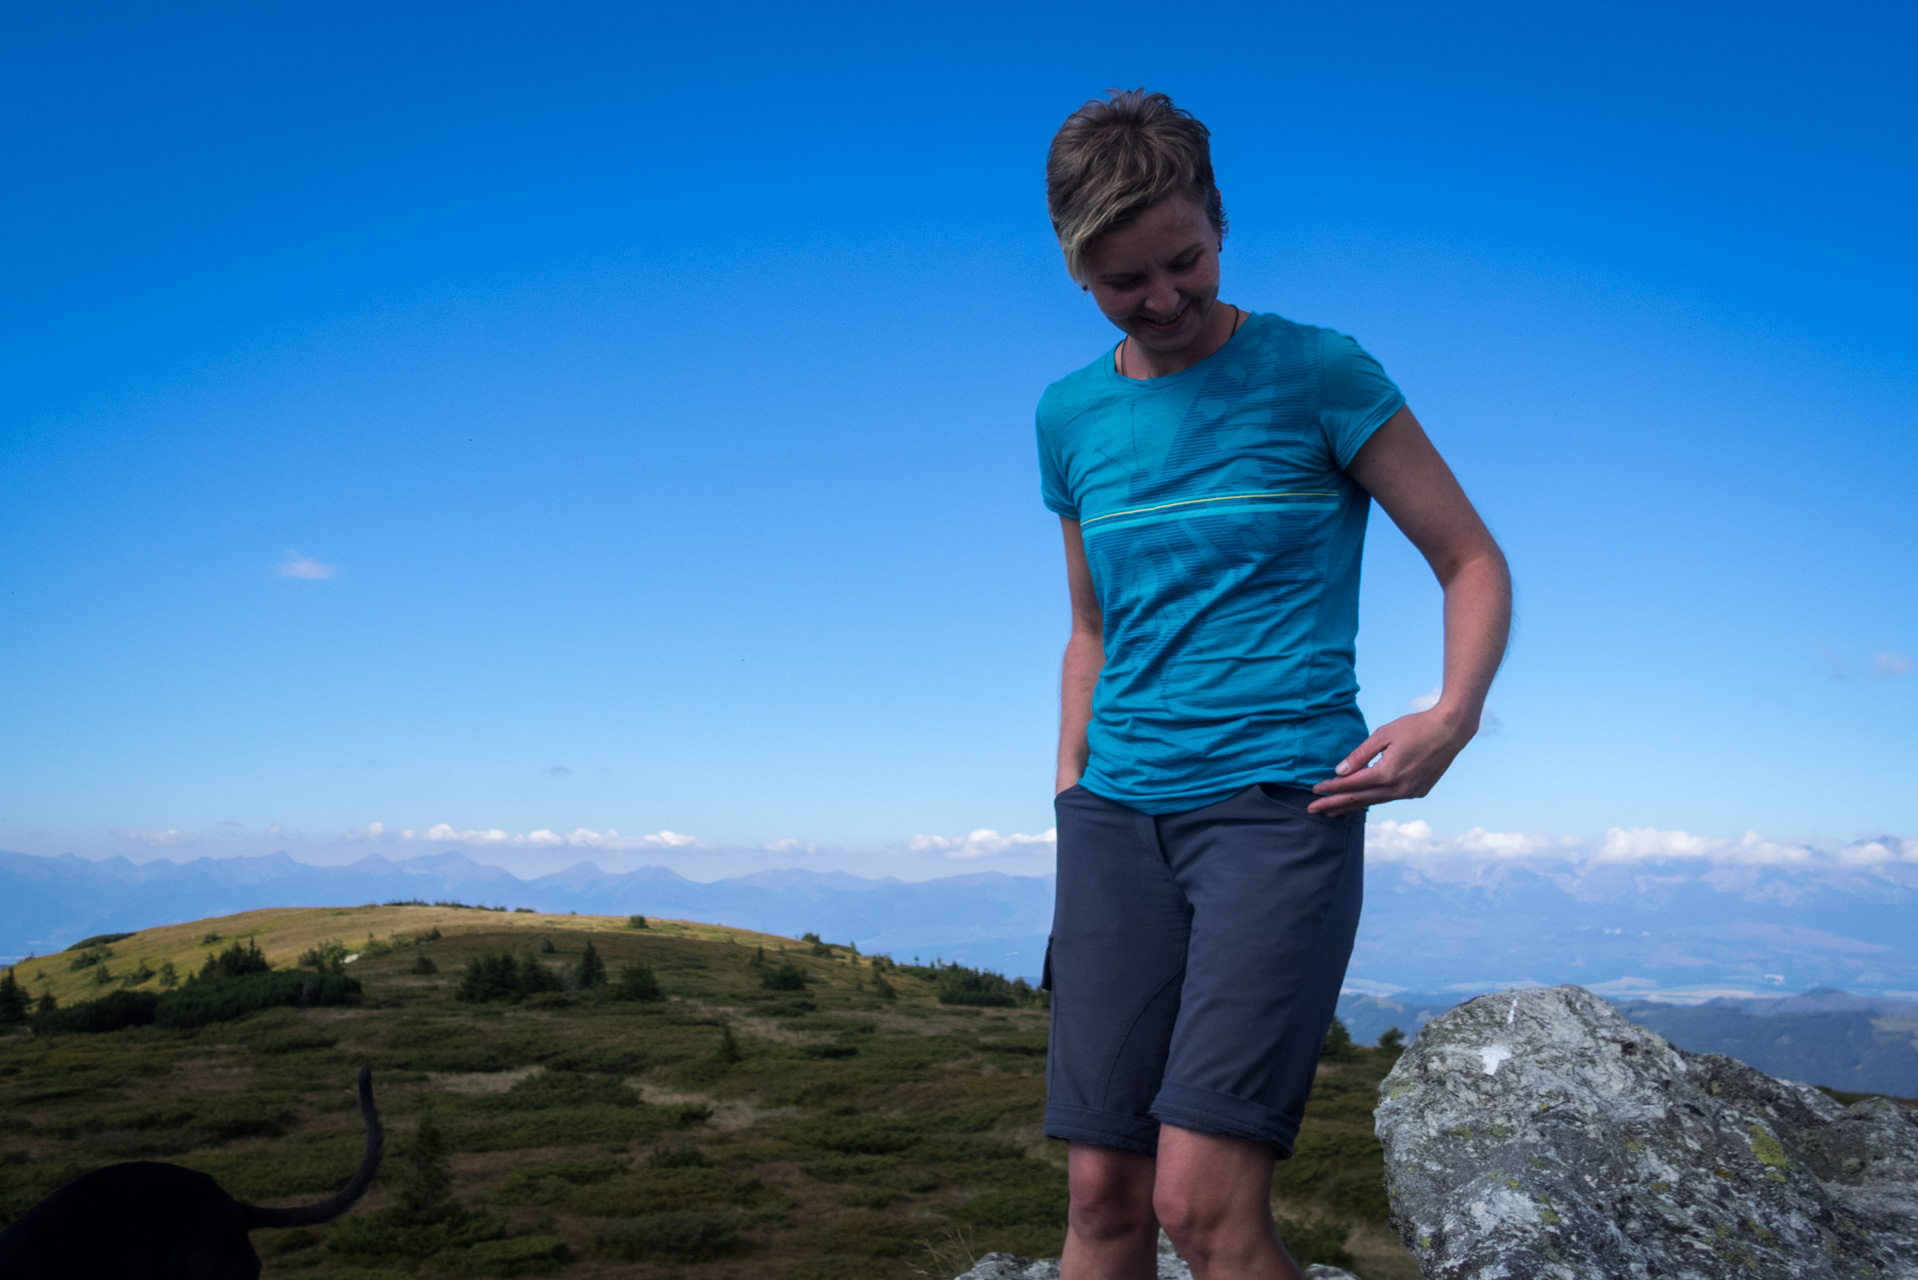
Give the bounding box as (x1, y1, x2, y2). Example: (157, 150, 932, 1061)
(1061, 1142, 1159, 1280)
(1151, 1126, 1302, 1280)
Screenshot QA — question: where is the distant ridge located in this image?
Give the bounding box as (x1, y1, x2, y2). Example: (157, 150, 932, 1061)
(0, 849, 1055, 979)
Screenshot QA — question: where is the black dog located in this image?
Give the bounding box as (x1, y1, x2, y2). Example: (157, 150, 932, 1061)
(0, 1064, 383, 1280)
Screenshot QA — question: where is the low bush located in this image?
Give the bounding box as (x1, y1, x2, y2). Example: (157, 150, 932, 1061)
(197, 939, 271, 982)
(491, 1069, 638, 1111)
(439, 1235, 571, 1276)
(1275, 1215, 1355, 1270)
(1320, 1016, 1362, 1063)
(456, 953, 564, 1003)
(156, 971, 360, 1029)
(951, 1178, 1068, 1228)
(298, 939, 350, 974)
(66, 932, 136, 951)
(33, 989, 158, 1034)
(593, 1209, 745, 1262)
(760, 963, 808, 992)
(611, 963, 662, 1002)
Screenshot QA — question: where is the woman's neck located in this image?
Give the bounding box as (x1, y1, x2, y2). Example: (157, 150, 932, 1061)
(1117, 303, 1244, 379)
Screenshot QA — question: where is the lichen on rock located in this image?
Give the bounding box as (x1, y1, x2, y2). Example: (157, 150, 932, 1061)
(1374, 983, 1918, 1279)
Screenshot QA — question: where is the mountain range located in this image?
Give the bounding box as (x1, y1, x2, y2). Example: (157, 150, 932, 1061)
(0, 848, 1054, 978)
(8, 845, 1918, 1096)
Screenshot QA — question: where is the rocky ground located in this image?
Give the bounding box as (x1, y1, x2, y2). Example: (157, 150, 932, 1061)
(1375, 984, 1918, 1279)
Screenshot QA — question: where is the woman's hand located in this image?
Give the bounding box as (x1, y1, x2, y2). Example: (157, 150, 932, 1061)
(1307, 706, 1477, 816)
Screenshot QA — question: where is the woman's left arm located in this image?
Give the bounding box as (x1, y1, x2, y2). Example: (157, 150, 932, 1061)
(1308, 405, 1512, 816)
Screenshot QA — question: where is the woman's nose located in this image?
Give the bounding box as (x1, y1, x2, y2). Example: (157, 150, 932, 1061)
(1143, 277, 1180, 316)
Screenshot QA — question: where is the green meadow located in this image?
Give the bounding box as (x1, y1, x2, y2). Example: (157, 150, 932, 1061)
(0, 904, 1416, 1279)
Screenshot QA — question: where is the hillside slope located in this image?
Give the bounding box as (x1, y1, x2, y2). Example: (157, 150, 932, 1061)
(0, 905, 1416, 1280)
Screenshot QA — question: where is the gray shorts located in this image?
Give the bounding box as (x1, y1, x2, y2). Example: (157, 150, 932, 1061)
(1043, 783, 1364, 1158)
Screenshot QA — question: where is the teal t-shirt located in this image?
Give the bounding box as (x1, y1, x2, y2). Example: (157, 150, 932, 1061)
(1037, 312, 1404, 814)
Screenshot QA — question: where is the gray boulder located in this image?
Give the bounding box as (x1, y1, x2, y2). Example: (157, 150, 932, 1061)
(1375, 984, 1918, 1278)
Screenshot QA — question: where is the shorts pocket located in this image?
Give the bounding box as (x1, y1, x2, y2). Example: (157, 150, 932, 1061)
(1254, 782, 1355, 827)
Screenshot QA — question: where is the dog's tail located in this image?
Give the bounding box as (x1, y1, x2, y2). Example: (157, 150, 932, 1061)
(245, 1063, 385, 1229)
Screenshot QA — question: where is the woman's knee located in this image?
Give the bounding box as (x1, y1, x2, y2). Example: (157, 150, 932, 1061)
(1067, 1146, 1155, 1242)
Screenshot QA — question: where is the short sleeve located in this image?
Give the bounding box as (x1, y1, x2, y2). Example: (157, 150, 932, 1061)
(1318, 330, 1406, 469)
(1036, 403, 1079, 519)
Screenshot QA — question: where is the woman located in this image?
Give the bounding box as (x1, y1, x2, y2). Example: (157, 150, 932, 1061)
(1037, 91, 1511, 1280)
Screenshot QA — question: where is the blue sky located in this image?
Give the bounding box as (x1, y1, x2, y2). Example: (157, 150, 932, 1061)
(2, 1, 1913, 881)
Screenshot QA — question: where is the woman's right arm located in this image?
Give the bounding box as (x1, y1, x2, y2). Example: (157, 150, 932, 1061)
(1057, 518, 1105, 794)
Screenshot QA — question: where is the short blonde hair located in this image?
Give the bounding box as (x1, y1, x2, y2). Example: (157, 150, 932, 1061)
(1046, 89, 1226, 282)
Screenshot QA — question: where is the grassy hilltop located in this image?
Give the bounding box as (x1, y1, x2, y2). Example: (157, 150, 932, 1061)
(0, 904, 1416, 1280)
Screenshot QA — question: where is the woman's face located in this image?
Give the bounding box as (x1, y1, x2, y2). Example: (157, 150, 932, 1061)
(1079, 197, 1223, 360)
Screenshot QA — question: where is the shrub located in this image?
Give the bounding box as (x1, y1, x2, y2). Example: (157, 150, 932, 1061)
(0, 969, 27, 1025)
(156, 971, 360, 1029)
(593, 1210, 744, 1262)
(299, 939, 350, 974)
(953, 1177, 1067, 1228)
(1275, 1215, 1354, 1269)
(33, 989, 158, 1033)
(612, 964, 663, 1002)
(496, 1070, 638, 1110)
(932, 963, 1033, 1008)
(197, 939, 271, 982)
(628, 915, 648, 929)
(439, 1235, 571, 1276)
(760, 963, 808, 992)
(68, 947, 111, 971)
(648, 1145, 706, 1169)
(396, 1110, 455, 1220)
(455, 953, 563, 1003)
(156, 960, 178, 990)
(411, 953, 439, 975)
(1321, 1017, 1361, 1063)
(66, 932, 136, 951)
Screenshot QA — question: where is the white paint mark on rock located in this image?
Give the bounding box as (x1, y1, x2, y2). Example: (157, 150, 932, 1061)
(1479, 1045, 1513, 1075)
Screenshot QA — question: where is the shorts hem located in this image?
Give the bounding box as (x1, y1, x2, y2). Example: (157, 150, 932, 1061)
(1043, 1103, 1159, 1156)
(1150, 1080, 1300, 1158)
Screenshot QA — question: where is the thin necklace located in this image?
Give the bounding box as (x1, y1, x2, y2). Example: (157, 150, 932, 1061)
(1120, 305, 1244, 379)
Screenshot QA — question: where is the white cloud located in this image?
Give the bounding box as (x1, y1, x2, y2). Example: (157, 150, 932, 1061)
(399, 824, 699, 850)
(1408, 687, 1442, 712)
(276, 550, 338, 580)
(1873, 650, 1914, 678)
(1365, 818, 1918, 898)
(117, 828, 190, 846)
(909, 828, 1057, 859)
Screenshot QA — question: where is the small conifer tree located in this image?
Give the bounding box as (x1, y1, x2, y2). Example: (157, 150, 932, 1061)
(395, 1109, 457, 1222)
(1321, 1016, 1361, 1063)
(0, 968, 27, 1025)
(1378, 1026, 1406, 1054)
(573, 940, 607, 989)
(613, 963, 663, 1002)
